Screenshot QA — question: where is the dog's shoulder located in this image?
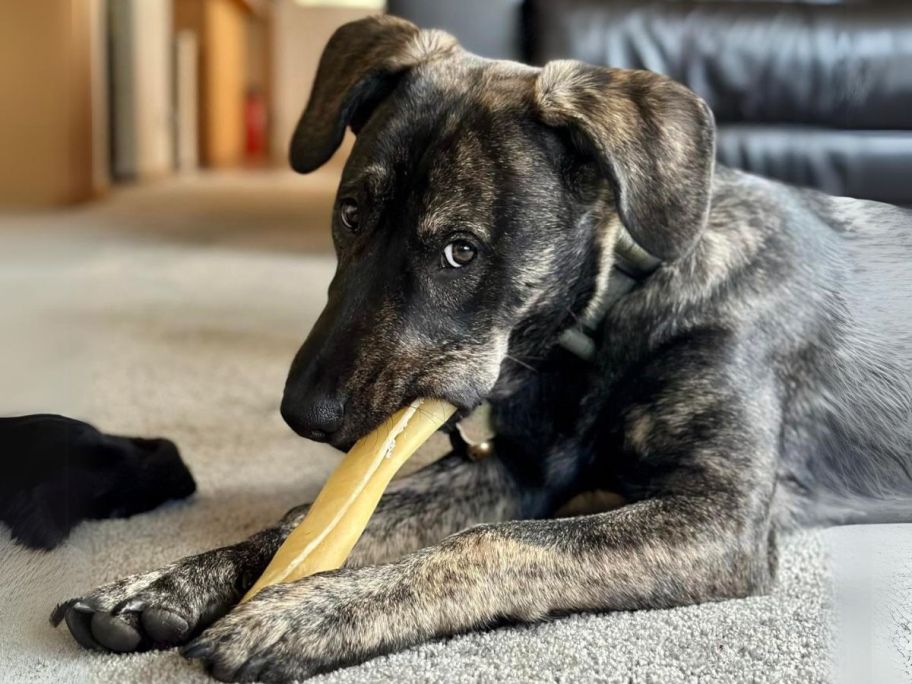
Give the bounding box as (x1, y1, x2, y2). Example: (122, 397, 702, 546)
(711, 164, 912, 236)
(807, 190, 912, 236)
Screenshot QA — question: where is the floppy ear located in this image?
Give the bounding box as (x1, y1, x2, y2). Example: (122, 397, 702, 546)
(290, 15, 457, 174)
(534, 61, 715, 261)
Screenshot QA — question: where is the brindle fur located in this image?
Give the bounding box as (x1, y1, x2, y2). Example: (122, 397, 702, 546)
(53, 15, 912, 682)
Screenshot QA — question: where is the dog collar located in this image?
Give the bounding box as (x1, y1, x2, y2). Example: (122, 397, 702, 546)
(448, 229, 660, 462)
(557, 226, 662, 361)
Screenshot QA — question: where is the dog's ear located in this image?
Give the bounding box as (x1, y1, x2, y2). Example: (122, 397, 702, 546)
(290, 15, 458, 174)
(534, 61, 715, 261)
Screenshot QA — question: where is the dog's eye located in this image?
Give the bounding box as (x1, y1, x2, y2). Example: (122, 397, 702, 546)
(443, 240, 477, 268)
(339, 198, 360, 231)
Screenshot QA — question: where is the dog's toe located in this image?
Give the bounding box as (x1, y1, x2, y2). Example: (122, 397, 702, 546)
(59, 597, 198, 652)
(201, 648, 249, 683)
(255, 657, 315, 684)
(183, 638, 249, 682)
(141, 607, 190, 644)
(63, 605, 102, 650)
(233, 655, 269, 683)
(180, 638, 214, 660)
(209, 659, 241, 683)
(90, 611, 143, 652)
(182, 632, 274, 682)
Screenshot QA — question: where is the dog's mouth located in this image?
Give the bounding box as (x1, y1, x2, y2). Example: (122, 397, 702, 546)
(325, 397, 472, 452)
(281, 293, 503, 451)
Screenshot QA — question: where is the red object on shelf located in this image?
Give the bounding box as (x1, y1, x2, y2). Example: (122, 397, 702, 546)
(244, 89, 267, 161)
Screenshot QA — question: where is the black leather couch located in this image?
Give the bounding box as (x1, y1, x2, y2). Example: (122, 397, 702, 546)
(388, 0, 912, 206)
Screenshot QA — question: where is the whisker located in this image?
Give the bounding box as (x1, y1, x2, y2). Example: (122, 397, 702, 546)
(505, 354, 537, 372)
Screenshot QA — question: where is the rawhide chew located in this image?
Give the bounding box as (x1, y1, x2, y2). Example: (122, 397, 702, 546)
(242, 398, 456, 602)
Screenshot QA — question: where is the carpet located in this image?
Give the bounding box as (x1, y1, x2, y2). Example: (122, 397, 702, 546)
(0, 228, 901, 683)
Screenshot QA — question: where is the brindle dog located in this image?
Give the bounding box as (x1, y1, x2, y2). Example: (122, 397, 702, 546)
(52, 15, 912, 682)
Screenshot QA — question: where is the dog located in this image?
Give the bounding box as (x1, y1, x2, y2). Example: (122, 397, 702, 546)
(52, 15, 912, 682)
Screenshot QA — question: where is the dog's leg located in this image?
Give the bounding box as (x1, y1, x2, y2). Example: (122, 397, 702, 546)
(52, 453, 518, 652)
(183, 494, 776, 682)
(347, 451, 521, 566)
(183, 370, 779, 681)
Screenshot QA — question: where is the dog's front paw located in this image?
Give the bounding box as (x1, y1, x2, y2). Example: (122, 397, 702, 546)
(181, 566, 404, 682)
(50, 540, 270, 653)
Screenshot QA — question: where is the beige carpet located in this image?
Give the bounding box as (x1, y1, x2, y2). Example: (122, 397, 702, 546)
(0, 229, 343, 681)
(0, 224, 848, 682)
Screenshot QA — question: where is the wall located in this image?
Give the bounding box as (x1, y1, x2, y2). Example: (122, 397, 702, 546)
(0, 0, 97, 206)
(271, 2, 375, 168)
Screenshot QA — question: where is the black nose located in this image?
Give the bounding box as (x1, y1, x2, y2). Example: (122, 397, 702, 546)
(280, 393, 345, 442)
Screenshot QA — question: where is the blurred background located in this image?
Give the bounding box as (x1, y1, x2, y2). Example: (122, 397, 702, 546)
(1, 0, 910, 226)
(0, 0, 392, 251)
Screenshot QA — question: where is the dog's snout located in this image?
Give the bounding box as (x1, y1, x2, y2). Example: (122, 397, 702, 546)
(281, 392, 345, 442)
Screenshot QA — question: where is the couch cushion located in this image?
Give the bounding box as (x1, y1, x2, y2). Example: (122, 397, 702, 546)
(717, 125, 912, 204)
(526, 0, 912, 129)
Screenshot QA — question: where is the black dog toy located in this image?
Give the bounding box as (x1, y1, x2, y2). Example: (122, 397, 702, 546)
(0, 414, 196, 550)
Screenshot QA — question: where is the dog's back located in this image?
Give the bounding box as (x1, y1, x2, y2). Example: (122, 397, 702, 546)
(779, 190, 912, 526)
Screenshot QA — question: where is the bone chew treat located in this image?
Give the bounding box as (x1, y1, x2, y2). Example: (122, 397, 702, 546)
(242, 398, 456, 602)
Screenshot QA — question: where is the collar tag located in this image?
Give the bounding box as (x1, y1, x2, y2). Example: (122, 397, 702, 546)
(558, 327, 596, 361)
(408, 402, 496, 472)
(455, 402, 494, 446)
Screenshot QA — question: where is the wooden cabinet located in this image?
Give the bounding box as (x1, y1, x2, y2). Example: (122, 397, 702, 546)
(0, 0, 101, 206)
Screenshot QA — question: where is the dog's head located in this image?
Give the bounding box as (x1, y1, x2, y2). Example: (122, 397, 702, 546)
(281, 15, 715, 448)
